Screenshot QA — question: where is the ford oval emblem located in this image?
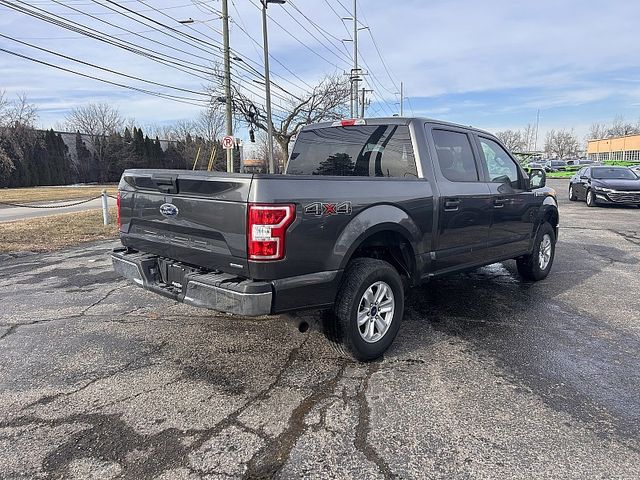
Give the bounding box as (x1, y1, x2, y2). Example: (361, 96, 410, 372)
(160, 203, 179, 218)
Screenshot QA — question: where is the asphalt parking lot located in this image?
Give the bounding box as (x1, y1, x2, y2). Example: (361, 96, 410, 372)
(1, 179, 639, 479)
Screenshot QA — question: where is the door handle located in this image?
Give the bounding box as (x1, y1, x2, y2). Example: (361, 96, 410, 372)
(493, 198, 506, 208)
(444, 199, 460, 211)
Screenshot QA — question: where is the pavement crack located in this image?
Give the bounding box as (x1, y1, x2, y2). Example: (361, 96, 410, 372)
(80, 284, 129, 315)
(0, 315, 82, 342)
(609, 229, 640, 248)
(242, 362, 348, 480)
(21, 342, 166, 411)
(354, 362, 396, 480)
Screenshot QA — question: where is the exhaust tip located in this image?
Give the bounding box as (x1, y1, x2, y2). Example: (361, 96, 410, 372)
(298, 321, 309, 333)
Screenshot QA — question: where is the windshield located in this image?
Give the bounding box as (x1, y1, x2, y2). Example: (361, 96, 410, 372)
(591, 167, 638, 180)
(288, 125, 417, 177)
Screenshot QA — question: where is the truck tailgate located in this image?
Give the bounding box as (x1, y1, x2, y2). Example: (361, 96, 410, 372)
(118, 169, 253, 275)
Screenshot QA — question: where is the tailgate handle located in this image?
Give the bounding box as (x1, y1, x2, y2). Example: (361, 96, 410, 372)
(152, 175, 178, 194)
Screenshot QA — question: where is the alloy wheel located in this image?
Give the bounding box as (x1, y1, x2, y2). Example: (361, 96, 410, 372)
(357, 281, 395, 343)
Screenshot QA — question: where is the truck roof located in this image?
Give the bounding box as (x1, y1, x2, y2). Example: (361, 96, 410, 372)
(302, 117, 496, 138)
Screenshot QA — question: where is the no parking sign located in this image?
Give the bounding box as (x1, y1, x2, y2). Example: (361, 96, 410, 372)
(222, 135, 235, 149)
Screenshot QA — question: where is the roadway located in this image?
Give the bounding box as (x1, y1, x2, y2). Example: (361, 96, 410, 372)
(0, 197, 115, 223)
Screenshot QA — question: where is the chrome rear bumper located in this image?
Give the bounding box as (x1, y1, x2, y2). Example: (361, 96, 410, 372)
(111, 248, 272, 316)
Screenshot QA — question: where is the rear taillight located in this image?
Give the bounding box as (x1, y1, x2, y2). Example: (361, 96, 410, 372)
(248, 204, 295, 261)
(116, 190, 122, 230)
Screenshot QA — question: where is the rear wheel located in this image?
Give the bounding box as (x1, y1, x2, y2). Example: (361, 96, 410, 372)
(586, 189, 597, 207)
(323, 258, 404, 361)
(569, 185, 577, 201)
(516, 222, 556, 281)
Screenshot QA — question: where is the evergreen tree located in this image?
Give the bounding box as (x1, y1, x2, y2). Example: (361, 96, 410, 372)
(75, 131, 92, 183)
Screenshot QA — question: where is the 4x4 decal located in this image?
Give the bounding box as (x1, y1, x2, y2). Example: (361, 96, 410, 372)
(304, 201, 352, 217)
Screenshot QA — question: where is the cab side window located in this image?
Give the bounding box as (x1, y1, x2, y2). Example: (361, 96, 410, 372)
(479, 137, 520, 189)
(432, 129, 479, 182)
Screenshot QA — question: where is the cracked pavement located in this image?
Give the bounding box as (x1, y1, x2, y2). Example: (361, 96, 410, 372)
(0, 179, 639, 479)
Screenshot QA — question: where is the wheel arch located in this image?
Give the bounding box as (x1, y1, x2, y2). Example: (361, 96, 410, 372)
(334, 205, 421, 283)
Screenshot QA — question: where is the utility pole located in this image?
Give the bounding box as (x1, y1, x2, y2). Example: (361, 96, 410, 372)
(221, 0, 233, 172)
(534, 108, 540, 151)
(260, 0, 285, 174)
(400, 81, 404, 116)
(361, 87, 373, 118)
(353, 0, 359, 118)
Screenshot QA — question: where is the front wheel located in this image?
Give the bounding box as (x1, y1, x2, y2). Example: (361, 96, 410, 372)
(516, 222, 556, 281)
(569, 185, 577, 201)
(323, 258, 404, 361)
(586, 189, 597, 207)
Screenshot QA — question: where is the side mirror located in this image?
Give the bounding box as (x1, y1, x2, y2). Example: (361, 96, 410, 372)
(529, 168, 546, 189)
(580, 175, 589, 181)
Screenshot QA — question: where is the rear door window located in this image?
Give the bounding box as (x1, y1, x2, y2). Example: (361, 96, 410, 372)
(432, 129, 479, 182)
(287, 125, 417, 178)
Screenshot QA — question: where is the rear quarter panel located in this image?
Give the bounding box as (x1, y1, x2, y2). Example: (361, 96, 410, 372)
(248, 176, 434, 280)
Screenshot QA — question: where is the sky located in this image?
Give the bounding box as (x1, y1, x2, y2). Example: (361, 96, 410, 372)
(1, 0, 640, 148)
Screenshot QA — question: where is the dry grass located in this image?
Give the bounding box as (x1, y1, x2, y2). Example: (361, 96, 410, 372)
(0, 185, 117, 204)
(0, 208, 119, 254)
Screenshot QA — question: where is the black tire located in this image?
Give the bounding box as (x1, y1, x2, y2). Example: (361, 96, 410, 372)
(516, 222, 556, 281)
(323, 258, 404, 361)
(568, 185, 577, 201)
(586, 189, 597, 207)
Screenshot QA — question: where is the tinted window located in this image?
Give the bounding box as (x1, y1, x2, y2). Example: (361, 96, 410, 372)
(287, 125, 417, 177)
(479, 137, 520, 188)
(591, 167, 638, 180)
(432, 130, 478, 182)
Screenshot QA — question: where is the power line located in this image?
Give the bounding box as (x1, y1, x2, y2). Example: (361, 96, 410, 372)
(246, 0, 344, 70)
(2, 0, 294, 108)
(228, 0, 314, 92)
(0, 47, 209, 106)
(0, 2, 196, 16)
(131, 0, 304, 101)
(292, 0, 353, 61)
(59, 0, 227, 67)
(0, 33, 209, 97)
(1, 0, 218, 79)
(334, 0, 352, 17)
(280, 1, 352, 66)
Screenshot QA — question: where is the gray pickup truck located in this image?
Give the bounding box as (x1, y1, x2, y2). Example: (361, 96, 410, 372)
(112, 117, 558, 361)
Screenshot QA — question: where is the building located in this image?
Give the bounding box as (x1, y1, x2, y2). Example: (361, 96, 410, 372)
(242, 158, 267, 173)
(587, 134, 640, 162)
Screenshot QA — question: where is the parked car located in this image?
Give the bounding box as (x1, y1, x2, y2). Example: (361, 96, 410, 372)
(630, 165, 640, 176)
(545, 160, 568, 172)
(112, 117, 559, 361)
(525, 161, 545, 171)
(569, 166, 640, 207)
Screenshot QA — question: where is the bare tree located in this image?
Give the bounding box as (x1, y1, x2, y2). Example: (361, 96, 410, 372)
(521, 123, 537, 151)
(607, 115, 640, 138)
(65, 102, 124, 181)
(0, 145, 13, 179)
(0, 93, 38, 128)
(209, 72, 350, 162)
(587, 122, 608, 141)
(495, 129, 525, 152)
(0, 90, 9, 127)
(0, 93, 38, 175)
(195, 104, 225, 143)
(544, 129, 579, 159)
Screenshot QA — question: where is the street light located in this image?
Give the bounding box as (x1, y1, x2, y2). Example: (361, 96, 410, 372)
(261, 0, 286, 174)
